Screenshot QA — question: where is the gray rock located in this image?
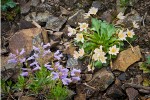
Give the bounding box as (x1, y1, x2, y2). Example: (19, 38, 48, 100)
(64, 0, 77, 6)
(118, 73, 127, 81)
(66, 57, 78, 69)
(21, 1, 31, 14)
(92, 0, 105, 10)
(1, 63, 17, 81)
(87, 68, 115, 91)
(36, 4, 52, 12)
(106, 85, 125, 99)
(25, 11, 50, 22)
(68, 9, 88, 27)
(46, 16, 67, 31)
(76, 83, 96, 98)
(126, 88, 139, 100)
(31, 0, 40, 7)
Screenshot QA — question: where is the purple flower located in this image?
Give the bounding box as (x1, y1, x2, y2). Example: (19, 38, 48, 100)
(21, 68, 29, 71)
(54, 62, 62, 70)
(33, 46, 40, 52)
(32, 66, 41, 71)
(62, 78, 72, 85)
(61, 68, 69, 73)
(19, 48, 25, 55)
(44, 63, 53, 70)
(33, 53, 39, 58)
(19, 58, 26, 63)
(52, 72, 59, 80)
(60, 68, 68, 79)
(7, 59, 17, 64)
(16, 49, 19, 54)
(20, 72, 28, 77)
(54, 50, 63, 60)
(27, 56, 34, 61)
(72, 76, 80, 82)
(9, 53, 16, 58)
(71, 69, 81, 76)
(43, 43, 50, 49)
(55, 62, 61, 67)
(30, 61, 38, 66)
(42, 49, 51, 56)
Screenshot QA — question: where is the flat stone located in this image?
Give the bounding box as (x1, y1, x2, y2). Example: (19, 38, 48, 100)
(76, 83, 95, 98)
(50, 32, 63, 41)
(101, 10, 113, 23)
(9, 28, 42, 55)
(106, 85, 125, 99)
(21, 1, 31, 14)
(25, 11, 50, 23)
(17, 20, 36, 30)
(68, 9, 89, 27)
(112, 46, 142, 72)
(118, 73, 127, 81)
(87, 68, 115, 91)
(126, 88, 139, 100)
(46, 16, 67, 31)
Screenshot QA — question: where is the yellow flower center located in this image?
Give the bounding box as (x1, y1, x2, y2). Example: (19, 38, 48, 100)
(111, 48, 116, 53)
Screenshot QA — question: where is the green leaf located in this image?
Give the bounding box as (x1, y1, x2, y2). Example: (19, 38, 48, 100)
(146, 56, 150, 65)
(92, 18, 101, 34)
(6, 0, 16, 8)
(94, 61, 103, 68)
(83, 42, 97, 53)
(143, 79, 150, 87)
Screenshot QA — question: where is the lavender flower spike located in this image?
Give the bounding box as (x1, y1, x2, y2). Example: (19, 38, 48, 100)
(42, 49, 51, 57)
(51, 72, 59, 80)
(19, 58, 26, 63)
(9, 53, 16, 58)
(20, 72, 28, 77)
(71, 68, 81, 76)
(33, 46, 40, 52)
(43, 43, 50, 49)
(7, 59, 17, 64)
(72, 76, 80, 82)
(54, 50, 63, 60)
(30, 61, 38, 66)
(27, 56, 34, 61)
(19, 48, 25, 55)
(32, 66, 41, 71)
(62, 78, 72, 85)
(44, 63, 53, 71)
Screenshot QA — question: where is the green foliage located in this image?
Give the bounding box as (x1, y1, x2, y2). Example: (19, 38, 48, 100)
(143, 78, 150, 87)
(76, 18, 124, 68)
(48, 84, 69, 100)
(14, 76, 26, 91)
(1, 0, 16, 11)
(11, 67, 69, 99)
(146, 56, 150, 65)
(139, 56, 150, 74)
(94, 61, 102, 68)
(1, 79, 14, 94)
(27, 67, 53, 94)
(1, 0, 20, 21)
(120, 0, 129, 7)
